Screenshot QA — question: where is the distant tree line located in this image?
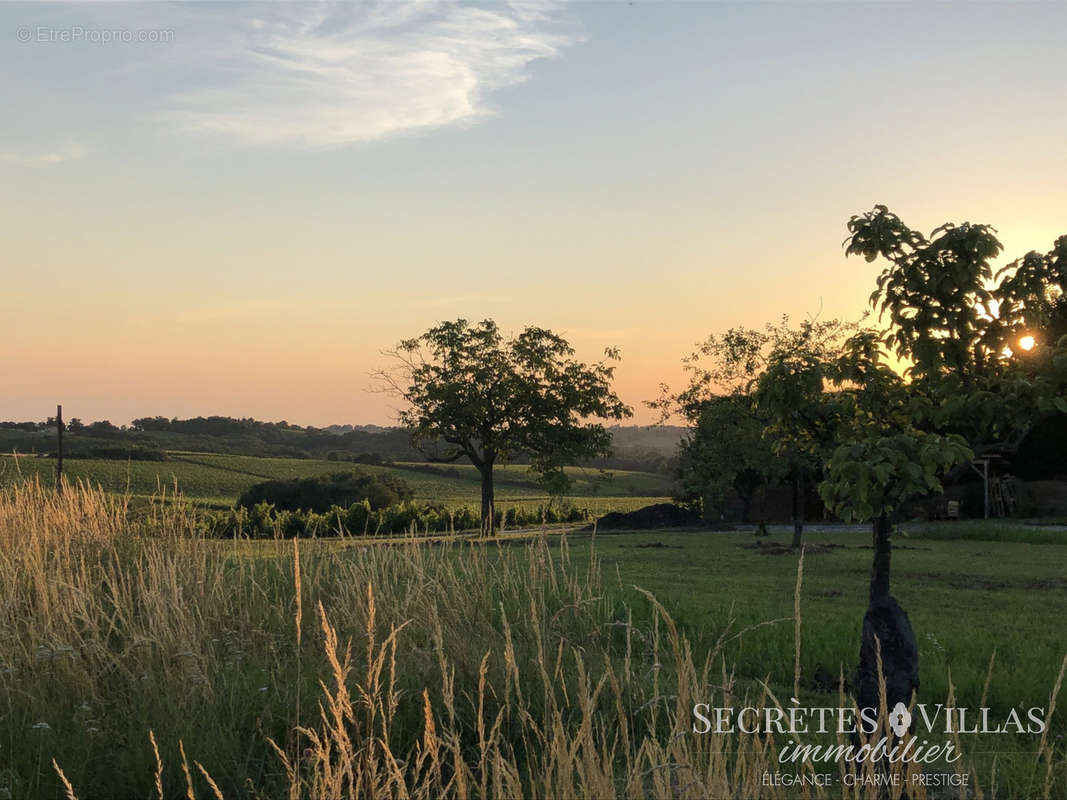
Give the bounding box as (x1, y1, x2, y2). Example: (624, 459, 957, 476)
(0, 419, 168, 461)
(0, 415, 678, 473)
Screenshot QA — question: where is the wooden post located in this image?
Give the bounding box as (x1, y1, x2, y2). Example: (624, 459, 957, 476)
(969, 457, 992, 520)
(56, 404, 64, 494)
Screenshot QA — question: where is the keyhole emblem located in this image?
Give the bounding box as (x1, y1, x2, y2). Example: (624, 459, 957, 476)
(889, 702, 911, 737)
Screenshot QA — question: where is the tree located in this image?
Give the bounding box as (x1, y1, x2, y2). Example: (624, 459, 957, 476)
(819, 207, 1067, 753)
(86, 420, 122, 437)
(655, 317, 847, 544)
(844, 205, 1003, 383)
(380, 319, 632, 534)
(675, 395, 781, 527)
(653, 324, 778, 525)
(754, 342, 831, 548)
(820, 431, 971, 732)
(844, 206, 1067, 451)
(819, 328, 973, 737)
(752, 318, 850, 547)
(830, 205, 1067, 740)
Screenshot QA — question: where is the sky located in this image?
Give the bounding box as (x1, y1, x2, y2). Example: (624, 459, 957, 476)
(2, 1, 1065, 427)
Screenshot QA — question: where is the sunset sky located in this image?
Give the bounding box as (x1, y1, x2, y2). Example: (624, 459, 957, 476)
(3, 1, 1065, 426)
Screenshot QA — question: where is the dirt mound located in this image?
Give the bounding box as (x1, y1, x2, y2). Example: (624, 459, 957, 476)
(585, 503, 730, 532)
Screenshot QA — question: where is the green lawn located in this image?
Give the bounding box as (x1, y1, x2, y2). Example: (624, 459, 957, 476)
(207, 521, 1067, 794)
(222, 521, 1067, 731)
(558, 525, 1067, 781)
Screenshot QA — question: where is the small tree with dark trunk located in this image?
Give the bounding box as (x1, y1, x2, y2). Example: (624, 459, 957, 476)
(819, 329, 972, 727)
(380, 319, 632, 534)
(820, 432, 971, 723)
(754, 350, 832, 549)
(654, 317, 845, 543)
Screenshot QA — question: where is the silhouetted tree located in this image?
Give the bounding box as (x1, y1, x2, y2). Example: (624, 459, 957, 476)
(380, 319, 631, 534)
(658, 317, 847, 547)
(825, 205, 1067, 747)
(754, 325, 841, 548)
(820, 329, 972, 719)
(844, 205, 1067, 449)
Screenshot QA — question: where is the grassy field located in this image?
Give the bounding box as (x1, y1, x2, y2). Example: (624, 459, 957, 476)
(570, 526, 1067, 730)
(2, 483, 1063, 799)
(0, 451, 672, 512)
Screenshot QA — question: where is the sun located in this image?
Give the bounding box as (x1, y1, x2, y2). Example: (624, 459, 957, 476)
(1018, 335, 1036, 352)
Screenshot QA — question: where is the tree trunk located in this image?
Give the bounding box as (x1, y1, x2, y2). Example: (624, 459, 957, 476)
(740, 489, 752, 524)
(757, 479, 769, 536)
(790, 469, 804, 549)
(479, 462, 495, 536)
(870, 513, 892, 603)
(856, 512, 919, 760)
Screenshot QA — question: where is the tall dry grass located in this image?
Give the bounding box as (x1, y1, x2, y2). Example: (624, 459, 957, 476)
(0, 481, 1061, 798)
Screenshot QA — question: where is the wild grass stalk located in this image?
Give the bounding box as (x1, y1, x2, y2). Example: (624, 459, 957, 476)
(0, 481, 1061, 798)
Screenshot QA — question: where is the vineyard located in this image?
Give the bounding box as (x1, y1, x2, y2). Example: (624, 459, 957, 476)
(0, 451, 673, 513)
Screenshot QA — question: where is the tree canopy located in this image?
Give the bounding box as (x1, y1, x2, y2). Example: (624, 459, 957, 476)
(655, 317, 849, 544)
(382, 319, 632, 532)
(844, 205, 1067, 451)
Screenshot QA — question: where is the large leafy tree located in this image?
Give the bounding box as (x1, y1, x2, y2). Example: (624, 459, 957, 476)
(844, 205, 1067, 450)
(828, 205, 1067, 728)
(381, 319, 631, 533)
(750, 317, 851, 547)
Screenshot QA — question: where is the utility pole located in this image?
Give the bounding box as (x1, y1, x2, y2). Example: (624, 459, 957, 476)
(56, 404, 64, 494)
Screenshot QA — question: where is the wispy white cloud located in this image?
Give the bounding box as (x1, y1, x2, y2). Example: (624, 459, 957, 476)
(157, 1, 581, 148)
(1, 141, 87, 167)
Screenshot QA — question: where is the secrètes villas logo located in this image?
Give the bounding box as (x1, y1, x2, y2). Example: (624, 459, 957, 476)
(692, 698, 1047, 767)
